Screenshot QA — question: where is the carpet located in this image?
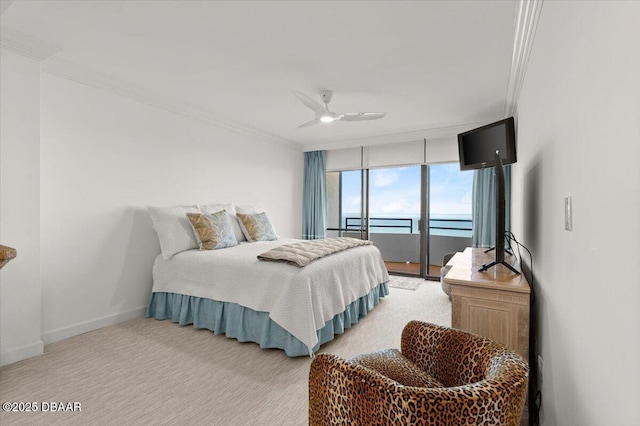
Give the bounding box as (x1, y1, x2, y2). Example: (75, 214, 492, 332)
(0, 282, 451, 426)
(387, 275, 425, 290)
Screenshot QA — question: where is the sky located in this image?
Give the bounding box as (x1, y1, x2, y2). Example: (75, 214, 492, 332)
(341, 163, 473, 218)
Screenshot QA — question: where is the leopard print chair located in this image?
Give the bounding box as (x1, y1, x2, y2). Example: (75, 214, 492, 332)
(309, 321, 528, 426)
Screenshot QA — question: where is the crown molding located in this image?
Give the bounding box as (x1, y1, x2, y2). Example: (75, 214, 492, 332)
(0, 26, 62, 61)
(504, 0, 544, 117)
(1, 0, 17, 16)
(40, 56, 302, 151)
(303, 122, 485, 152)
(2, 6, 538, 154)
(0, 25, 300, 150)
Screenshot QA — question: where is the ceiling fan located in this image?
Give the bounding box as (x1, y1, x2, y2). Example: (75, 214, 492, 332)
(293, 90, 386, 128)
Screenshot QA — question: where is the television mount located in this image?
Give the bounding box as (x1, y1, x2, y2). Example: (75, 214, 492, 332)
(479, 258, 520, 274)
(476, 150, 520, 275)
(479, 236, 520, 274)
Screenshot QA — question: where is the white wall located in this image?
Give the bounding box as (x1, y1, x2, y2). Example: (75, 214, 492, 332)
(512, 2, 640, 425)
(38, 73, 303, 342)
(1, 66, 303, 363)
(0, 50, 43, 365)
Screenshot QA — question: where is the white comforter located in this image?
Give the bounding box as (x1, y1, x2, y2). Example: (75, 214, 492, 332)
(151, 238, 389, 353)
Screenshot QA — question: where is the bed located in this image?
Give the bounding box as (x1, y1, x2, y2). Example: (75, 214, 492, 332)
(146, 238, 390, 356)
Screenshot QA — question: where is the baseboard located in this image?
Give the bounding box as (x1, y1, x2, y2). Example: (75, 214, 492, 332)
(0, 340, 44, 367)
(41, 306, 147, 345)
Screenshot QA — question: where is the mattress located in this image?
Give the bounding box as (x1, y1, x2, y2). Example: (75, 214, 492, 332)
(149, 238, 390, 354)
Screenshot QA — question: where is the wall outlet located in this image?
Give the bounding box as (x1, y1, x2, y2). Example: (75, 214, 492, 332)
(564, 196, 572, 231)
(537, 355, 544, 388)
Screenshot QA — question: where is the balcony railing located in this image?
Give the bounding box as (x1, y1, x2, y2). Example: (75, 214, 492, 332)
(345, 217, 414, 232)
(329, 217, 472, 235)
(428, 218, 473, 233)
(326, 216, 474, 269)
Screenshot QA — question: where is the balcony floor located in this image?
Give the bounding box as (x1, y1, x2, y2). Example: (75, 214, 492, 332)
(384, 261, 441, 277)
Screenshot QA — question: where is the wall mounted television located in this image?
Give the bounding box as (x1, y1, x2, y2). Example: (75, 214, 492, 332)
(457, 117, 516, 170)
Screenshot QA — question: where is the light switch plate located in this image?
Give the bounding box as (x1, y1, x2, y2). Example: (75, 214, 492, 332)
(564, 196, 572, 231)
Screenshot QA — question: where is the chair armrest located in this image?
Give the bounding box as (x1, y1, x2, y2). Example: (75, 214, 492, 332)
(309, 353, 395, 426)
(309, 352, 528, 426)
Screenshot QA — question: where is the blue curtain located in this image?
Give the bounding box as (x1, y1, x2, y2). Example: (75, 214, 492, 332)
(472, 165, 511, 247)
(303, 151, 327, 240)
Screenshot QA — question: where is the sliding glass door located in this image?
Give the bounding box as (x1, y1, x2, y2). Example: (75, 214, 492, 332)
(326, 169, 368, 240)
(425, 163, 473, 278)
(368, 166, 421, 275)
(327, 162, 472, 279)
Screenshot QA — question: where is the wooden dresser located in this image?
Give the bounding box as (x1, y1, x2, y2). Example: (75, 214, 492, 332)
(443, 247, 530, 360)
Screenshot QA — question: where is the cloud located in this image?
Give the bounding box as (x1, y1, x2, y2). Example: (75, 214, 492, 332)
(430, 200, 472, 215)
(342, 195, 362, 214)
(337, 164, 472, 218)
(369, 190, 421, 215)
(371, 169, 399, 188)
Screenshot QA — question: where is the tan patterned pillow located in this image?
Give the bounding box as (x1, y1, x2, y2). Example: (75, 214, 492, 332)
(186, 211, 238, 250)
(236, 212, 277, 242)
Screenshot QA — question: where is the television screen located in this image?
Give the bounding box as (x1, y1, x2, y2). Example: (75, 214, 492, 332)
(458, 117, 516, 170)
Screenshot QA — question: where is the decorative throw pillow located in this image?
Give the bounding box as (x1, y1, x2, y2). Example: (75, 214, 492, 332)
(148, 205, 200, 260)
(187, 211, 238, 250)
(199, 203, 246, 243)
(236, 205, 278, 237)
(236, 212, 277, 242)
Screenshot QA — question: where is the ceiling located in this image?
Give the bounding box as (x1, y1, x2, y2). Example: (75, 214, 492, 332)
(1, 0, 521, 151)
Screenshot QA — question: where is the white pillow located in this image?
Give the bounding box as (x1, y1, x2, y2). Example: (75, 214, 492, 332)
(200, 203, 245, 242)
(199, 203, 235, 215)
(148, 205, 200, 260)
(235, 205, 266, 215)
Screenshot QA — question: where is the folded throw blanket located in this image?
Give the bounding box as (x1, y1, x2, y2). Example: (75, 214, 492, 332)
(257, 237, 372, 267)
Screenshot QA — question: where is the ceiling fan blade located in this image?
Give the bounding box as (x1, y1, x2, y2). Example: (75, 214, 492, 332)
(340, 112, 386, 121)
(292, 91, 328, 114)
(298, 119, 320, 128)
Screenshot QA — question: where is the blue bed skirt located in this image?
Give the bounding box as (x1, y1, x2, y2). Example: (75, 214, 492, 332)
(146, 282, 388, 357)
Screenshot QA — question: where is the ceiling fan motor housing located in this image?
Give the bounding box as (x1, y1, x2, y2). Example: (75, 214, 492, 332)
(320, 90, 333, 105)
